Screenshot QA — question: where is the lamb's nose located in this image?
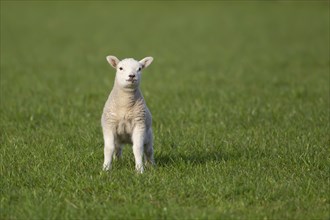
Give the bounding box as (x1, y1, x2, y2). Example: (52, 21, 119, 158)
(129, 74, 135, 78)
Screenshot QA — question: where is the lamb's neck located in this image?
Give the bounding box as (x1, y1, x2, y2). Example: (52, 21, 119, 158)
(113, 84, 143, 108)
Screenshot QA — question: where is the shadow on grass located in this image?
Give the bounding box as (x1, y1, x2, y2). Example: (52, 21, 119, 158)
(156, 150, 232, 167)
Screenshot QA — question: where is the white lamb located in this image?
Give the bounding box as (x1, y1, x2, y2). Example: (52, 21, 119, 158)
(101, 55, 155, 173)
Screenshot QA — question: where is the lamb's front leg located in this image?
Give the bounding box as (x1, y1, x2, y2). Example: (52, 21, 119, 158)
(132, 127, 145, 173)
(103, 130, 115, 171)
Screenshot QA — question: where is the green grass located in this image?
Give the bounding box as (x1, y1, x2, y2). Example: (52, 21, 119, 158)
(1, 1, 329, 219)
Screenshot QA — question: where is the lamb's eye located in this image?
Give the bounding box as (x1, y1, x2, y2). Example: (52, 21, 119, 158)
(119, 67, 123, 71)
(138, 67, 142, 71)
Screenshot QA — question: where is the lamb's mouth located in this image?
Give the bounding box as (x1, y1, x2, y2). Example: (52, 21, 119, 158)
(126, 79, 136, 83)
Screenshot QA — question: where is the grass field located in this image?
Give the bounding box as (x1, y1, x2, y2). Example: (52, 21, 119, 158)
(1, 1, 329, 219)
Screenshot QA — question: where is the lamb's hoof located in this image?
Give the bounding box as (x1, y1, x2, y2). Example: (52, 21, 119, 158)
(136, 165, 144, 174)
(103, 163, 111, 171)
(148, 159, 155, 165)
(145, 160, 156, 169)
(113, 154, 122, 161)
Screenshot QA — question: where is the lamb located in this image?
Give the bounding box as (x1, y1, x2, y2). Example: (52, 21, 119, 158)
(101, 55, 155, 173)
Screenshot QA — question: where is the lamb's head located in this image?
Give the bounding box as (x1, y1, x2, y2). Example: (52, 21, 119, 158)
(106, 55, 153, 90)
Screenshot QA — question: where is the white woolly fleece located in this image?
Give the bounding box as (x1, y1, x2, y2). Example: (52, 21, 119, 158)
(102, 55, 154, 173)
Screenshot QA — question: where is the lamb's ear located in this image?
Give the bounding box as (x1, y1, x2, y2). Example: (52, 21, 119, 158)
(106, 55, 120, 69)
(139, 57, 153, 69)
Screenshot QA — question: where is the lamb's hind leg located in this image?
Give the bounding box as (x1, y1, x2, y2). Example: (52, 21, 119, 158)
(144, 142, 155, 166)
(113, 143, 123, 160)
(144, 129, 155, 166)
